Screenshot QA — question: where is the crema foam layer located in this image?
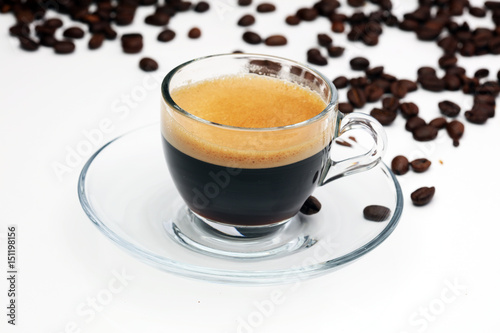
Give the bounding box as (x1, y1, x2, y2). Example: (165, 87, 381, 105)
(162, 74, 336, 169)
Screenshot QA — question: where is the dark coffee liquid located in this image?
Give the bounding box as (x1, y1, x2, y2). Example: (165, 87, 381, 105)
(163, 138, 330, 226)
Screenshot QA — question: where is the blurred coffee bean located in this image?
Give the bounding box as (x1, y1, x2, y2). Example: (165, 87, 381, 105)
(413, 125, 438, 141)
(139, 57, 158, 72)
(63, 27, 84, 39)
(365, 66, 384, 79)
(391, 155, 409, 175)
(297, 8, 318, 21)
(317, 33, 333, 46)
(18, 36, 38, 51)
(333, 76, 348, 89)
(390, 81, 408, 98)
(438, 100, 461, 117)
(331, 21, 345, 33)
(348, 0, 365, 7)
(54, 40, 75, 54)
(400, 102, 419, 118)
(285, 15, 300, 25)
(465, 109, 489, 124)
(429, 117, 447, 129)
(265, 35, 287, 46)
(188, 27, 201, 39)
(88, 33, 105, 49)
(405, 116, 426, 132)
(121, 33, 143, 53)
(446, 120, 464, 146)
(194, 1, 209, 12)
(307, 48, 327, 65)
(238, 0, 252, 6)
(238, 14, 255, 26)
(371, 108, 397, 125)
(474, 68, 489, 79)
(350, 56, 370, 70)
(242, 31, 261, 44)
(338, 102, 354, 114)
(145, 12, 170, 26)
(364, 83, 384, 102)
(410, 158, 431, 173)
(411, 186, 435, 206)
(363, 205, 391, 222)
(382, 97, 399, 113)
(420, 76, 445, 92)
(469, 6, 486, 17)
(157, 29, 176, 42)
(256, 3, 276, 13)
(443, 74, 461, 91)
(347, 87, 366, 108)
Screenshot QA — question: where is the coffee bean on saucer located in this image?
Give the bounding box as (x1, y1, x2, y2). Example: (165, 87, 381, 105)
(399, 102, 419, 118)
(188, 27, 201, 39)
(446, 120, 464, 146)
(420, 76, 445, 92)
(333, 76, 348, 89)
(382, 97, 399, 113)
(410, 158, 431, 173)
(194, 1, 210, 12)
(307, 48, 327, 66)
(405, 116, 426, 132)
(411, 186, 435, 206)
(242, 31, 261, 44)
(54, 40, 75, 54)
(474, 68, 490, 79)
(158, 29, 176, 42)
(139, 57, 158, 72)
(338, 102, 354, 114)
(327, 46, 345, 57)
(363, 205, 391, 222)
(370, 108, 397, 125)
(350, 57, 370, 70)
(265, 35, 287, 46)
(413, 125, 438, 141)
(88, 33, 105, 49)
(300, 195, 321, 215)
(257, 3, 276, 13)
(63, 27, 85, 39)
(121, 33, 143, 53)
(285, 15, 300, 25)
(438, 100, 461, 117)
(429, 117, 447, 129)
(391, 155, 409, 175)
(238, 14, 255, 26)
(317, 33, 332, 46)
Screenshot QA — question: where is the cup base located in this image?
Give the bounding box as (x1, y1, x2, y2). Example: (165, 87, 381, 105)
(163, 206, 316, 260)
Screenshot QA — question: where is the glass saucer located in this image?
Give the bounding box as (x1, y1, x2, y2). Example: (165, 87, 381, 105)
(78, 124, 403, 285)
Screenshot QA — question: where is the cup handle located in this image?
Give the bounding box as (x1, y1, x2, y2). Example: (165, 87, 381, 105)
(320, 112, 387, 186)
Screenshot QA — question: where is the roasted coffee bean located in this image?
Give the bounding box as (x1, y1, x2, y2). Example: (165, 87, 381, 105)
(317, 33, 332, 46)
(18, 36, 38, 51)
(371, 108, 397, 125)
(157, 29, 176, 42)
(399, 18, 419, 31)
(331, 21, 345, 33)
(238, 0, 252, 6)
(338, 102, 354, 114)
(238, 14, 255, 26)
(364, 83, 384, 102)
(333, 76, 348, 89)
(446, 120, 464, 146)
(39, 34, 57, 47)
(242, 31, 261, 44)
(297, 8, 318, 21)
(476, 81, 500, 96)
(382, 97, 399, 113)
(474, 94, 496, 106)
(429, 117, 447, 129)
(410, 158, 431, 173)
(362, 33, 379, 46)
(365, 66, 384, 79)
(307, 48, 327, 66)
(372, 79, 391, 93)
(121, 33, 143, 53)
(472, 103, 495, 118)
(438, 100, 461, 117)
(485, 1, 500, 10)
(347, 87, 366, 108)
(285, 15, 300, 25)
(391, 155, 409, 175)
(63, 27, 84, 39)
(443, 74, 461, 91)
(256, 3, 276, 13)
(363, 205, 391, 222)
(438, 55, 457, 69)
(420, 76, 445, 92)
(327, 46, 344, 57)
(462, 76, 480, 94)
(139, 57, 158, 72)
(300, 195, 321, 215)
(9, 23, 29, 37)
(418, 66, 436, 77)
(400, 102, 419, 118)
(350, 77, 369, 88)
(188, 27, 201, 39)
(465, 109, 489, 124)
(265, 35, 287, 46)
(413, 125, 438, 141)
(390, 81, 408, 99)
(348, 0, 365, 7)
(54, 40, 75, 54)
(88, 33, 105, 49)
(145, 12, 170, 26)
(411, 186, 435, 206)
(469, 6, 487, 17)
(438, 36, 458, 54)
(44, 18, 63, 29)
(406, 116, 426, 132)
(416, 25, 442, 41)
(400, 79, 418, 92)
(194, 1, 210, 12)
(350, 57, 370, 70)
(474, 68, 489, 79)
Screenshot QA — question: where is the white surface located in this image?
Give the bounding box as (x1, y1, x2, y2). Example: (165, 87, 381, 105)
(1, 0, 499, 332)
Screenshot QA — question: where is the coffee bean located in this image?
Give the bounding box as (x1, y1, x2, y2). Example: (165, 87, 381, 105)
(307, 48, 327, 66)
(285, 15, 300, 25)
(348, 0, 365, 7)
(474, 94, 496, 106)
(410, 158, 431, 173)
(446, 120, 464, 146)
(391, 155, 409, 175)
(429, 117, 447, 129)
(139, 57, 158, 72)
(476, 81, 500, 96)
(327, 46, 344, 57)
(39, 34, 57, 47)
(411, 186, 435, 206)
(331, 21, 345, 33)
(406, 116, 426, 132)
(194, 1, 210, 12)
(364, 83, 384, 102)
(371, 108, 397, 125)
(265, 35, 287, 46)
(300, 195, 321, 215)
(238, 0, 252, 6)
(347, 87, 366, 108)
(242, 31, 261, 44)
(333, 76, 348, 89)
(88, 33, 105, 49)
(474, 68, 490, 79)
(485, 1, 500, 10)
(54, 40, 75, 54)
(317, 33, 332, 46)
(420, 76, 445, 92)
(313, 0, 339, 16)
(443, 74, 461, 91)
(63, 27, 85, 39)
(18, 36, 38, 51)
(44, 18, 63, 29)
(399, 19, 419, 31)
(9, 23, 30, 37)
(256, 3, 275, 13)
(418, 66, 436, 77)
(438, 100, 460, 117)
(297, 8, 318, 21)
(438, 36, 458, 54)
(390, 81, 408, 98)
(238, 14, 255, 26)
(400, 102, 419, 118)
(350, 77, 369, 88)
(469, 6, 486, 17)
(413, 125, 438, 141)
(365, 66, 384, 79)
(400, 79, 418, 92)
(465, 109, 489, 124)
(188, 27, 201, 39)
(363, 205, 391, 222)
(382, 97, 399, 113)
(145, 12, 170, 26)
(438, 55, 457, 69)
(157, 29, 176, 42)
(473, 103, 495, 118)
(350, 57, 370, 70)
(338, 102, 354, 114)
(121, 33, 143, 53)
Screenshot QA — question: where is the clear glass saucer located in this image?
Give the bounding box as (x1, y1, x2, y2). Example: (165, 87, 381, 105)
(78, 123, 403, 285)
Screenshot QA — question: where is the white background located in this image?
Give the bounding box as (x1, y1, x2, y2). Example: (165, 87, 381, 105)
(1, 0, 500, 332)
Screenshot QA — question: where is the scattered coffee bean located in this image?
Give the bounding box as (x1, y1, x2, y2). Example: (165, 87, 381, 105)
(63, 27, 84, 39)
(54, 40, 75, 54)
(285, 15, 300, 25)
(406, 116, 426, 132)
(331, 21, 345, 33)
(474, 68, 490, 79)
(265, 35, 287, 46)
(413, 125, 438, 141)
(242, 31, 261, 44)
(347, 87, 366, 108)
(391, 155, 410, 175)
(382, 97, 399, 113)
(438, 54, 457, 68)
(145, 12, 170, 26)
(238, 14, 255, 26)
(333, 76, 348, 89)
(18, 36, 38, 51)
(296, 8, 318, 21)
(365, 66, 384, 79)
(371, 108, 396, 125)
(348, 0, 365, 8)
(411, 186, 435, 206)
(363, 205, 391, 222)
(469, 6, 486, 17)
(300, 195, 321, 215)
(256, 3, 276, 13)
(420, 76, 445, 92)
(307, 48, 327, 66)
(429, 117, 447, 129)
(473, 103, 495, 118)
(438, 100, 460, 117)
(238, 0, 252, 6)
(465, 109, 488, 124)
(139, 57, 158, 72)
(400, 102, 419, 118)
(338, 102, 354, 114)
(390, 81, 408, 98)
(410, 158, 431, 173)
(157, 29, 176, 42)
(317, 33, 333, 46)
(188, 27, 201, 39)
(474, 94, 496, 106)
(44, 18, 63, 29)
(88, 33, 105, 50)
(350, 57, 370, 70)
(364, 83, 384, 102)
(443, 74, 461, 91)
(194, 1, 210, 13)
(327, 46, 344, 57)
(446, 120, 464, 146)
(121, 33, 143, 54)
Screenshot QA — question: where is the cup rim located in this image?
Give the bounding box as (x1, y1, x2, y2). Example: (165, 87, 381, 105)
(161, 53, 338, 132)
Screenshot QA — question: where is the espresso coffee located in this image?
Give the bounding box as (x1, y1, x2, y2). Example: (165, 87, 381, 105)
(162, 74, 334, 226)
